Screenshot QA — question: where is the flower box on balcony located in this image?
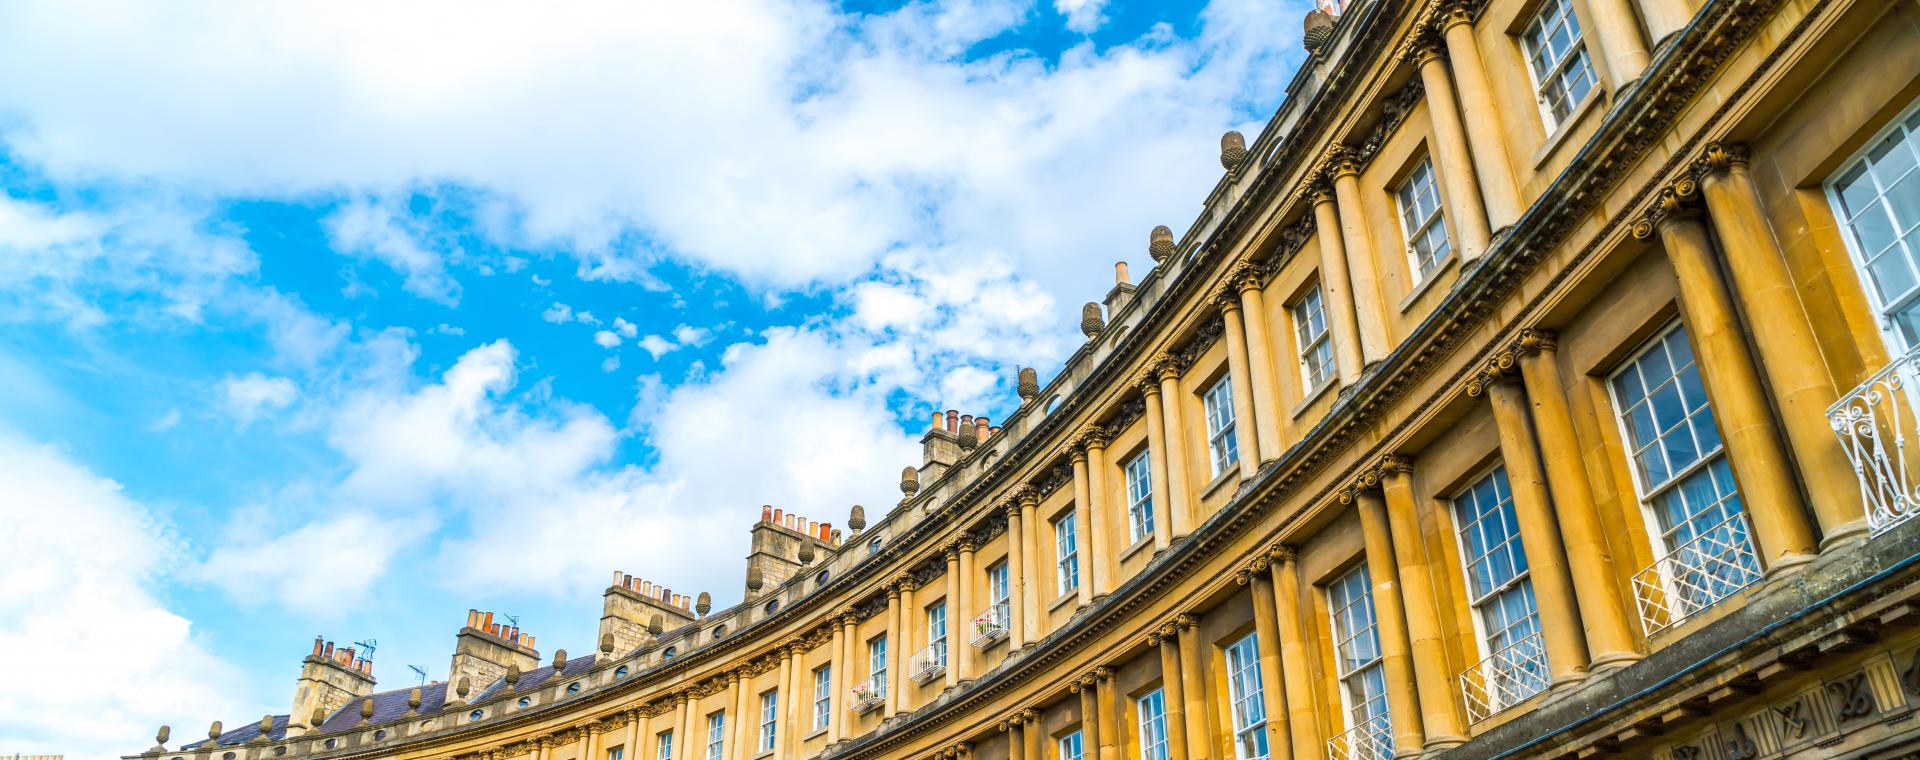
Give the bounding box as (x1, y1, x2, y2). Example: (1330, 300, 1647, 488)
(970, 601, 1010, 648)
(909, 645, 947, 685)
(850, 678, 886, 714)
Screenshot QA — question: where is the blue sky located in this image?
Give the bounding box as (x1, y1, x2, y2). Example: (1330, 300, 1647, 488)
(0, 1, 1303, 755)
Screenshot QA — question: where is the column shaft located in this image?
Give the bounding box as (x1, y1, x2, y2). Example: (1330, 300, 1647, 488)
(1582, 0, 1652, 88)
(1437, 16, 1522, 227)
(1097, 671, 1121, 760)
(837, 619, 855, 737)
(1078, 680, 1103, 760)
(1020, 494, 1044, 642)
(1412, 49, 1491, 261)
(1176, 618, 1214, 760)
(1354, 491, 1427, 755)
(1085, 438, 1116, 596)
(1656, 213, 1820, 566)
(625, 710, 642, 760)
(733, 674, 751, 760)
(1220, 300, 1265, 475)
(1516, 342, 1640, 666)
(1236, 277, 1287, 458)
(1700, 155, 1867, 546)
(1026, 715, 1043, 760)
(1143, 383, 1175, 551)
(897, 581, 917, 712)
(959, 542, 979, 680)
(1072, 452, 1096, 607)
(676, 694, 695, 760)
(1007, 506, 1029, 649)
(1158, 369, 1197, 537)
(585, 727, 602, 760)
(946, 550, 962, 689)
(1157, 638, 1191, 760)
(1378, 466, 1466, 747)
(1269, 552, 1320, 760)
(1009, 720, 1026, 760)
(1641, 0, 1695, 41)
(1311, 193, 1367, 383)
(1330, 166, 1392, 364)
(827, 626, 844, 743)
(1486, 381, 1591, 683)
(884, 587, 902, 715)
(1247, 572, 1296, 760)
(775, 650, 793, 760)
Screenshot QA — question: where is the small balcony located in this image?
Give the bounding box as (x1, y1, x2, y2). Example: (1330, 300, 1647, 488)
(849, 674, 886, 714)
(909, 643, 947, 685)
(1830, 344, 1920, 536)
(971, 600, 1010, 647)
(1325, 715, 1392, 760)
(1631, 513, 1764, 634)
(1458, 633, 1549, 723)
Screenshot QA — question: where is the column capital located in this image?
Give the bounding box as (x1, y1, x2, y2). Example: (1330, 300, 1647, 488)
(1022, 708, 1040, 724)
(1174, 612, 1199, 629)
(1001, 498, 1022, 519)
(1211, 283, 1241, 314)
(943, 542, 961, 561)
(1631, 175, 1705, 240)
(1429, 0, 1478, 31)
(957, 533, 979, 553)
(1075, 426, 1111, 451)
(1297, 177, 1337, 208)
(1464, 346, 1522, 397)
(1094, 665, 1115, 681)
(1246, 553, 1274, 574)
(1152, 353, 1183, 381)
(1230, 261, 1265, 293)
(1512, 327, 1559, 356)
(1396, 29, 1446, 66)
(1691, 141, 1751, 180)
(1320, 144, 1363, 179)
(893, 573, 917, 592)
(1136, 370, 1161, 396)
(1015, 484, 1040, 507)
(1270, 544, 1298, 563)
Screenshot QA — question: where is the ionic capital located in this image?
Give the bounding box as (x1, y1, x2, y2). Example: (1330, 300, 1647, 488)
(1175, 612, 1198, 630)
(1691, 141, 1751, 180)
(1270, 544, 1298, 564)
(1513, 327, 1558, 357)
(1464, 347, 1521, 398)
(1631, 176, 1704, 241)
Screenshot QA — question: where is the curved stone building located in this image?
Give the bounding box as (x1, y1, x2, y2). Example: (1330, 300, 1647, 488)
(133, 0, 1920, 759)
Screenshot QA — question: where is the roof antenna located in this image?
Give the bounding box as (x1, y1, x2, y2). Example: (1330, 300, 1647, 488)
(501, 614, 521, 628)
(354, 638, 378, 659)
(407, 664, 428, 685)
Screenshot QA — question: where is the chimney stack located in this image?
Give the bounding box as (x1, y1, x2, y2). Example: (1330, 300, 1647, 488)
(289, 636, 377, 737)
(601, 572, 697, 656)
(448, 610, 539, 704)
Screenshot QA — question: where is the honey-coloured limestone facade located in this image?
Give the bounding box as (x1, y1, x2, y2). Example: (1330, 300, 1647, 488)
(134, 1, 1920, 759)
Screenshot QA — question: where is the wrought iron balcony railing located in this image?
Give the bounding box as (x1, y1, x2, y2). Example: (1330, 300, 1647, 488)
(971, 600, 1011, 647)
(1631, 513, 1764, 634)
(909, 644, 947, 685)
(1830, 344, 1920, 536)
(849, 674, 886, 714)
(1458, 633, 1550, 723)
(1325, 715, 1392, 760)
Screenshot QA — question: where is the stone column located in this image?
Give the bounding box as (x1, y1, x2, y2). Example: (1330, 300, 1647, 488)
(1403, 35, 1491, 261)
(945, 545, 962, 689)
(1071, 446, 1097, 607)
(1083, 430, 1116, 597)
(1156, 359, 1197, 537)
(959, 536, 980, 680)
(1018, 488, 1044, 642)
(1152, 628, 1191, 760)
(1572, 0, 1653, 89)
(826, 623, 844, 743)
(1352, 488, 1427, 755)
(1308, 185, 1367, 383)
(1218, 295, 1265, 476)
(1639, 0, 1696, 43)
(775, 646, 793, 760)
(1175, 615, 1214, 760)
(1096, 668, 1120, 760)
(534, 737, 553, 760)
(835, 616, 855, 737)
(1005, 502, 1029, 649)
(896, 577, 918, 713)
(1007, 715, 1026, 760)
(585, 724, 605, 760)
(1244, 562, 1296, 760)
(1327, 148, 1392, 364)
(1376, 459, 1466, 748)
(625, 709, 643, 760)
(1234, 265, 1287, 458)
(1024, 710, 1043, 760)
(1268, 548, 1320, 760)
(732, 669, 752, 760)
(1479, 375, 1591, 684)
(1634, 182, 1820, 568)
(1695, 144, 1868, 547)
(1141, 376, 1175, 551)
(1512, 331, 1641, 667)
(1075, 675, 1103, 760)
(1434, 4, 1522, 228)
(676, 692, 695, 760)
(884, 582, 903, 715)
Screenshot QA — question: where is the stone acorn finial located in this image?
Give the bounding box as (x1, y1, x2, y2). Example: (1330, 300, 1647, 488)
(153, 725, 170, 751)
(600, 632, 615, 654)
(208, 721, 223, 740)
(746, 565, 765, 592)
(697, 591, 712, 617)
(552, 648, 567, 671)
(1017, 366, 1040, 403)
(408, 687, 423, 711)
(850, 503, 869, 532)
(1303, 10, 1335, 53)
(359, 699, 374, 723)
(310, 707, 327, 730)
(258, 715, 275, 736)
(798, 538, 815, 565)
(648, 613, 665, 635)
(1149, 225, 1175, 262)
(1081, 302, 1105, 340)
(1220, 131, 1248, 171)
(505, 663, 522, 686)
(455, 676, 471, 699)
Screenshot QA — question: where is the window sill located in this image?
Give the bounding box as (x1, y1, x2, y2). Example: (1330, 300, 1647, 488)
(805, 728, 829, 741)
(1200, 468, 1239, 502)
(1531, 89, 1605, 169)
(1398, 254, 1457, 313)
(1049, 590, 1081, 614)
(753, 751, 774, 760)
(1120, 534, 1156, 562)
(1290, 378, 1337, 420)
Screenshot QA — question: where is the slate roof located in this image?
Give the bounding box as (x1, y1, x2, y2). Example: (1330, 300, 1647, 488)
(315, 681, 451, 734)
(472, 653, 599, 702)
(182, 715, 289, 749)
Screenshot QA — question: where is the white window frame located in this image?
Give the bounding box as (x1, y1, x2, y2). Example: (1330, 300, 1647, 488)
(1060, 731, 1085, 760)
(1825, 96, 1920, 350)
(1203, 377, 1239, 477)
(1449, 466, 1541, 659)
(610, 746, 624, 760)
(1327, 564, 1390, 738)
(1606, 321, 1744, 554)
(812, 665, 831, 731)
(1394, 155, 1451, 280)
(989, 561, 1010, 606)
(1292, 285, 1334, 391)
(1055, 513, 1080, 595)
(868, 636, 888, 686)
(657, 731, 673, 760)
(1138, 688, 1171, 760)
(1224, 634, 1270, 760)
(1124, 450, 1154, 543)
(1519, 0, 1599, 130)
(705, 713, 724, 760)
(928, 600, 949, 667)
(758, 690, 778, 752)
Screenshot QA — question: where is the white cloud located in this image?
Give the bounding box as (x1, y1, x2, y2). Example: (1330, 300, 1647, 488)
(593, 329, 621, 349)
(672, 324, 713, 348)
(193, 511, 430, 617)
(612, 316, 638, 338)
(637, 334, 676, 359)
(1054, 0, 1110, 32)
(0, 433, 249, 757)
(220, 372, 298, 425)
(601, 355, 621, 373)
(324, 199, 460, 305)
(430, 323, 466, 336)
(542, 302, 575, 323)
